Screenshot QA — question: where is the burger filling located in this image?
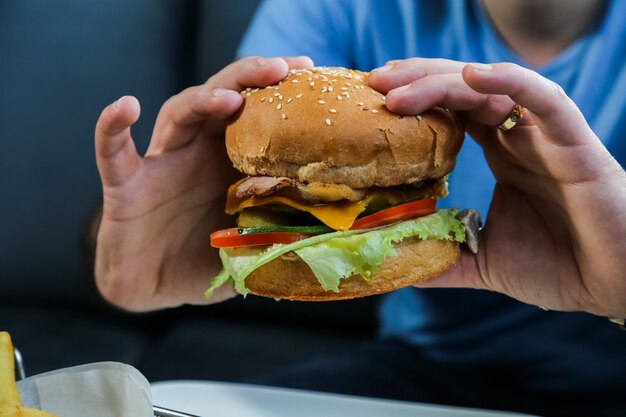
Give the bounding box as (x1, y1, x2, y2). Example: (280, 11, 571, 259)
(227, 176, 449, 231)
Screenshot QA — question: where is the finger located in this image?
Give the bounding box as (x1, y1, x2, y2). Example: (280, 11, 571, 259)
(369, 57, 466, 94)
(208, 55, 312, 92)
(385, 72, 517, 126)
(156, 56, 313, 131)
(95, 96, 141, 187)
(281, 55, 315, 71)
(414, 250, 488, 290)
(147, 86, 243, 154)
(462, 63, 593, 145)
(148, 56, 314, 154)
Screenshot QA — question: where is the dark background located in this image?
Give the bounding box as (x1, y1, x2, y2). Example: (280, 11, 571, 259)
(0, 0, 378, 382)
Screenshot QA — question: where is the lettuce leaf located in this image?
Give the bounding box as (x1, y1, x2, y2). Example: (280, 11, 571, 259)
(205, 209, 465, 298)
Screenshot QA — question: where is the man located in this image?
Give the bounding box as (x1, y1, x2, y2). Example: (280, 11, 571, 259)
(93, 0, 626, 415)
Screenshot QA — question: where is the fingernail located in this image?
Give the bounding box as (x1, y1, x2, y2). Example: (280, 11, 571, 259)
(258, 57, 278, 66)
(389, 84, 410, 94)
(294, 55, 314, 66)
(112, 97, 123, 110)
(213, 88, 234, 97)
(469, 63, 493, 71)
(373, 64, 393, 74)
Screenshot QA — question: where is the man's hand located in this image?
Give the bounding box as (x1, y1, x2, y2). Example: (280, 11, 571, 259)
(94, 56, 313, 311)
(369, 58, 626, 318)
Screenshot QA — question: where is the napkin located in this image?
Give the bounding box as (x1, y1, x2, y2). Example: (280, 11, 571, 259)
(17, 362, 153, 417)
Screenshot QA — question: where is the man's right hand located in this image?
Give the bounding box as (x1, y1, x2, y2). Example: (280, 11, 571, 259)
(94, 56, 313, 311)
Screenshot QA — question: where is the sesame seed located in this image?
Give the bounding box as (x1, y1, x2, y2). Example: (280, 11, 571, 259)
(281, 113, 287, 119)
(260, 97, 266, 102)
(416, 115, 423, 121)
(287, 98, 293, 103)
(269, 97, 274, 103)
(252, 88, 259, 92)
(292, 79, 299, 83)
(357, 102, 364, 106)
(341, 87, 348, 91)
(321, 86, 328, 93)
(329, 108, 337, 113)
(370, 91, 378, 96)
(278, 95, 283, 100)
(328, 86, 334, 92)
(346, 82, 352, 86)
(344, 93, 351, 99)
(245, 87, 252, 92)
(325, 118, 331, 126)
(318, 100, 326, 105)
(295, 94, 303, 99)
(274, 92, 280, 97)
(277, 104, 282, 110)
(337, 96, 343, 101)
(362, 106, 369, 111)
(246, 92, 251, 97)
(371, 109, 379, 113)
(309, 81, 315, 87)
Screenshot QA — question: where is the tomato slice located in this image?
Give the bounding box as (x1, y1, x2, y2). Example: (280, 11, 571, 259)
(351, 199, 436, 230)
(211, 199, 436, 247)
(210, 228, 310, 248)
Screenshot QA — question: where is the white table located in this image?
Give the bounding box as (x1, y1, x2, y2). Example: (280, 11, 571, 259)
(152, 380, 537, 417)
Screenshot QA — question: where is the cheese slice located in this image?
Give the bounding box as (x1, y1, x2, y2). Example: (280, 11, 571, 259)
(226, 184, 370, 231)
(228, 196, 370, 231)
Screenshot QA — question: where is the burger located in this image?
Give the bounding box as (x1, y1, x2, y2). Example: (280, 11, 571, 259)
(206, 67, 467, 301)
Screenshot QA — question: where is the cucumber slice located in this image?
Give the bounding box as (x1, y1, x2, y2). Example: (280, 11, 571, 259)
(238, 225, 333, 235)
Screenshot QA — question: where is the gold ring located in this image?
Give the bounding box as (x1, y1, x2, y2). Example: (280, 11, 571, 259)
(498, 104, 526, 131)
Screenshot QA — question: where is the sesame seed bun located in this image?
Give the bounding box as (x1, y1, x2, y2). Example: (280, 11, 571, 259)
(244, 237, 460, 301)
(219, 67, 466, 301)
(226, 67, 464, 189)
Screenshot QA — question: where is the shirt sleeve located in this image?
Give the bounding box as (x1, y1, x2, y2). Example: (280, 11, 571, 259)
(237, 0, 354, 68)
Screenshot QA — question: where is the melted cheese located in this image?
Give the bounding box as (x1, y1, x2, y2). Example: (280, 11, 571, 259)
(226, 183, 369, 231)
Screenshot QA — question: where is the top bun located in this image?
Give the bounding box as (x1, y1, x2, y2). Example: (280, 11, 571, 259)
(226, 67, 464, 189)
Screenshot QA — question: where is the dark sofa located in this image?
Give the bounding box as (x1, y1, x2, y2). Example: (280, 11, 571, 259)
(0, 0, 377, 382)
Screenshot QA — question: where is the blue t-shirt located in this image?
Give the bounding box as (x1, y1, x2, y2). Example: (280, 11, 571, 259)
(239, 0, 626, 392)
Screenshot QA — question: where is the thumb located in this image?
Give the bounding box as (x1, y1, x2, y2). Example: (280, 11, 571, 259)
(414, 249, 488, 290)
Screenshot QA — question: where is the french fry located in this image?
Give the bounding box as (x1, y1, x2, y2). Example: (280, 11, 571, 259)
(0, 332, 57, 417)
(0, 332, 19, 407)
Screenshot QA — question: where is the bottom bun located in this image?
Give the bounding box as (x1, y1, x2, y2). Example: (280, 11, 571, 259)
(245, 238, 460, 301)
